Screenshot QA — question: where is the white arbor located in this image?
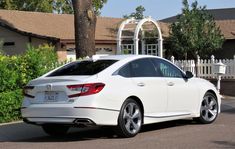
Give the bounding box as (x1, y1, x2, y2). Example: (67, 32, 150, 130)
(117, 17, 163, 57)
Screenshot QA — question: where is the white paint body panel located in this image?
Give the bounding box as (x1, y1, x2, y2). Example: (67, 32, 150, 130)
(21, 55, 221, 126)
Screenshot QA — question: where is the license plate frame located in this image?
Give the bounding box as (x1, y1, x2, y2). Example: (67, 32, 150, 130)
(44, 91, 59, 102)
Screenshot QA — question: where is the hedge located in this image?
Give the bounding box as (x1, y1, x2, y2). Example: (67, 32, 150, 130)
(0, 44, 58, 123)
(0, 89, 23, 123)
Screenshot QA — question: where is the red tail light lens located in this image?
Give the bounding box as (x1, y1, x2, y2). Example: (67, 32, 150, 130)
(23, 86, 35, 98)
(67, 83, 105, 98)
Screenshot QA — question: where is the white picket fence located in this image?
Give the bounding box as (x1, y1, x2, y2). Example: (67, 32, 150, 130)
(171, 55, 235, 79)
(51, 55, 235, 79)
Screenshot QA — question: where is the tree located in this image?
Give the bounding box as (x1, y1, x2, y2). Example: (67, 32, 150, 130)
(0, 0, 106, 15)
(92, 0, 107, 15)
(53, 0, 107, 14)
(169, 0, 224, 76)
(72, 0, 107, 58)
(0, 0, 54, 12)
(124, 5, 145, 19)
(72, 0, 96, 58)
(53, 0, 74, 14)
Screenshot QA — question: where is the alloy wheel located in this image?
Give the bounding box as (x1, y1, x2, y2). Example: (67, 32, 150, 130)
(200, 94, 218, 122)
(123, 102, 142, 134)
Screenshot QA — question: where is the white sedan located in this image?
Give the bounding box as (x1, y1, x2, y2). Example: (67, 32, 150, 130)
(21, 55, 220, 137)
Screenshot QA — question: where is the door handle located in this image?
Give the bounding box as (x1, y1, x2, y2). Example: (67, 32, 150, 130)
(137, 82, 145, 87)
(167, 82, 175, 86)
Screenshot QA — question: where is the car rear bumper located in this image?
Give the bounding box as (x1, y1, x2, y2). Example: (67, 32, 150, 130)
(21, 106, 119, 126)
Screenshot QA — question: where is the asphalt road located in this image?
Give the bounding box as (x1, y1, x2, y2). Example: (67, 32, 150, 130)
(0, 99, 235, 149)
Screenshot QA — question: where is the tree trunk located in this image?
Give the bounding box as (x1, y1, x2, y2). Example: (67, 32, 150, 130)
(72, 0, 96, 58)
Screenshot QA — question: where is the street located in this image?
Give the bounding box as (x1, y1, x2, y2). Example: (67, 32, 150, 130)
(0, 99, 235, 149)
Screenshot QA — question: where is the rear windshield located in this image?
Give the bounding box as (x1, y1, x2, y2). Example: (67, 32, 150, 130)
(48, 60, 117, 76)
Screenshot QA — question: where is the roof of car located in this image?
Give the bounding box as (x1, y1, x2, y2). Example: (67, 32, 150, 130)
(92, 54, 159, 61)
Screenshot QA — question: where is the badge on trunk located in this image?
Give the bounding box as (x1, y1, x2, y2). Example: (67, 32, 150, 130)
(46, 84, 53, 91)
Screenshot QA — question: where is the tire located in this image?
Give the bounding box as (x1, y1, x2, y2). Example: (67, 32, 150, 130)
(116, 98, 142, 138)
(196, 92, 218, 124)
(42, 124, 70, 136)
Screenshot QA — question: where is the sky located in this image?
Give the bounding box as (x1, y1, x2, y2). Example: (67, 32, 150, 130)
(101, 0, 235, 20)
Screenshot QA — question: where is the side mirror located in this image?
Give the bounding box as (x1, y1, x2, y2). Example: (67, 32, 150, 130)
(184, 71, 194, 79)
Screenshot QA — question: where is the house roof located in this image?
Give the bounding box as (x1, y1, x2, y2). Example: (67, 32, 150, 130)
(216, 20, 235, 39)
(0, 9, 169, 42)
(0, 9, 124, 41)
(161, 8, 235, 22)
(0, 9, 233, 42)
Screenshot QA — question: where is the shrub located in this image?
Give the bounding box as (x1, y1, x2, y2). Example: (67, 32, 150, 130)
(0, 44, 58, 123)
(0, 44, 58, 92)
(0, 89, 23, 123)
(20, 44, 58, 83)
(0, 55, 20, 92)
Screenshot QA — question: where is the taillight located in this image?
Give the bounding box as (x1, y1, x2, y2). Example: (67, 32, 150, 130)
(67, 83, 105, 98)
(23, 86, 35, 98)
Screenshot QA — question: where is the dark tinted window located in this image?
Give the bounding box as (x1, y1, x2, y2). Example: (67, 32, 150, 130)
(151, 58, 183, 78)
(130, 58, 157, 77)
(118, 63, 132, 77)
(48, 60, 117, 76)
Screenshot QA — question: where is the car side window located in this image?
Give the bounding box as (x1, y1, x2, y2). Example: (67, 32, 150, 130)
(151, 58, 183, 78)
(118, 58, 158, 77)
(118, 63, 132, 78)
(130, 58, 158, 77)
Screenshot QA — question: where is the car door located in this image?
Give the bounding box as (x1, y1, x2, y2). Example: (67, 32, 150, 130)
(152, 58, 198, 115)
(126, 58, 168, 115)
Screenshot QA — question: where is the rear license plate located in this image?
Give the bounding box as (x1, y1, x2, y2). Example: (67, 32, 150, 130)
(44, 91, 59, 102)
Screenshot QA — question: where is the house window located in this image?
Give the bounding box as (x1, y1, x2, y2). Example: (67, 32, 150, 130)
(3, 42, 15, 46)
(104, 48, 112, 52)
(96, 48, 113, 52)
(96, 48, 102, 51)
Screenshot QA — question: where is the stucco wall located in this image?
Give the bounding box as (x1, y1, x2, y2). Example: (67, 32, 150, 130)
(56, 42, 67, 61)
(30, 37, 49, 47)
(55, 43, 118, 61)
(0, 26, 29, 55)
(0, 26, 118, 61)
(0, 26, 50, 55)
(95, 43, 117, 55)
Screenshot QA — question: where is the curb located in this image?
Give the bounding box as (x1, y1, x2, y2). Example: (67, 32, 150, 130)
(0, 120, 23, 126)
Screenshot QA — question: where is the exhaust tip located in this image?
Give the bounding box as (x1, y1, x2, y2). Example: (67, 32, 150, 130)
(73, 119, 95, 127)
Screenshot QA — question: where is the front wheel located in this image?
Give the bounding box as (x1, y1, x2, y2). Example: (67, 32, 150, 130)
(116, 99, 142, 138)
(42, 124, 70, 136)
(196, 92, 218, 124)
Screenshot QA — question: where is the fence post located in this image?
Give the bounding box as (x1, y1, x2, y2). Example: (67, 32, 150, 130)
(211, 55, 215, 78)
(196, 55, 200, 77)
(211, 55, 215, 63)
(171, 56, 175, 64)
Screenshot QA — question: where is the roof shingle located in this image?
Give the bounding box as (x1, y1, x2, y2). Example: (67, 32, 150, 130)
(216, 19, 235, 39)
(0, 9, 234, 41)
(0, 9, 170, 41)
(0, 9, 123, 41)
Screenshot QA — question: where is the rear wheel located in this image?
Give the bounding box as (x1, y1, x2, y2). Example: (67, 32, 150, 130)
(116, 99, 142, 138)
(196, 92, 218, 124)
(42, 124, 70, 136)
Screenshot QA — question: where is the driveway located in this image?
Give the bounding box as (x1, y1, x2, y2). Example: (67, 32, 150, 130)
(0, 99, 235, 149)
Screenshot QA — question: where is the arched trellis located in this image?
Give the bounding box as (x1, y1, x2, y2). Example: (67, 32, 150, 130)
(117, 17, 163, 57)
